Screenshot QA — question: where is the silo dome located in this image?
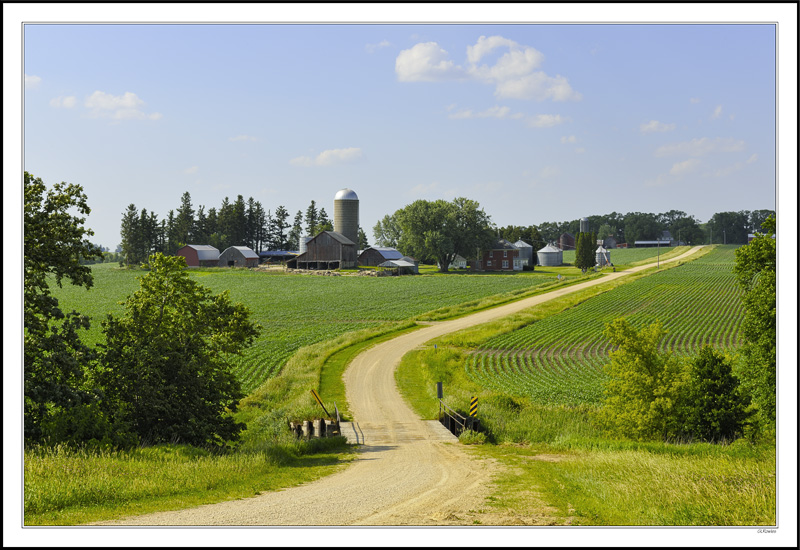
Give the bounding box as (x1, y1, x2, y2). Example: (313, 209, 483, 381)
(334, 188, 359, 245)
(334, 188, 359, 201)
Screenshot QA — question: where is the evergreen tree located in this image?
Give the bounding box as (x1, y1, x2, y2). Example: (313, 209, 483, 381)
(305, 200, 319, 236)
(174, 191, 195, 248)
(318, 207, 333, 232)
(271, 205, 291, 250)
(288, 210, 304, 250)
(120, 204, 140, 266)
(358, 227, 369, 250)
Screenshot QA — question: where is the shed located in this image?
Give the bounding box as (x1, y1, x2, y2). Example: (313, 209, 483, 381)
(219, 246, 259, 268)
(513, 240, 535, 267)
(378, 259, 417, 275)
(358, 246, 403, 266)
(259, 250, 298, 263)
(175, 244, 220, 268)
(537, 243, 563, 267)
(287, 231, 357, 270)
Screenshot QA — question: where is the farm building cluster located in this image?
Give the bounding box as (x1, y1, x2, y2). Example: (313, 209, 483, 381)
(175, 194, 633, 273)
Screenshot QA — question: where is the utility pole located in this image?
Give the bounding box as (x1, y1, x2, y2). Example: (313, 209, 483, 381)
(723, 230, 726, 245)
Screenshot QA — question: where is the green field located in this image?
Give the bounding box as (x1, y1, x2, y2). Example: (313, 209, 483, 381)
(466, 246, 743, 404)
(561, 245, 686, 267)
(52, 265, 561, 393)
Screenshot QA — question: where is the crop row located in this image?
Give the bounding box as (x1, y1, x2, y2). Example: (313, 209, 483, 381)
(466, 246, 745, 405)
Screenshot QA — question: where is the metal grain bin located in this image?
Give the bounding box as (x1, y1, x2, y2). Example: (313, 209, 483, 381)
(537, 243, 563, 267)
(596, 246, 611, 266)
(513, 240, 534, 266)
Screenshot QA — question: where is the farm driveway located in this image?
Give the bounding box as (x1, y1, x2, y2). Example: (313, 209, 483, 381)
(96, 246, 704, 526)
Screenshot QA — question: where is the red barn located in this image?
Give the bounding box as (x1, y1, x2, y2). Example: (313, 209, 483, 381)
(175, 244, 220, 267)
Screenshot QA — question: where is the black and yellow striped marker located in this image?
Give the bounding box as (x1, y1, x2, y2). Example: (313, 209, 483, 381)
(469, 396, 478, 417)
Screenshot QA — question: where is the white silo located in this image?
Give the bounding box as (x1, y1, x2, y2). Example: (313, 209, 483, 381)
(595, 246, 611, 266)
(334, 188, 359, 245)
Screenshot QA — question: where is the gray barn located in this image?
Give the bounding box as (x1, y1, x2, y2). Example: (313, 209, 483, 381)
(288, 231, 357, 270)
(219, 246, 259, 268)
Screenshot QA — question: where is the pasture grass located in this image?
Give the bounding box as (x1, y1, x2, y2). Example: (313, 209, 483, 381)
(24, 438, 355, 526)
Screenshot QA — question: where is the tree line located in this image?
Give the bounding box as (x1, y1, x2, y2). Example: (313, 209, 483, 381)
(493, 209, 774, 249)
(119, 192, 369, 266)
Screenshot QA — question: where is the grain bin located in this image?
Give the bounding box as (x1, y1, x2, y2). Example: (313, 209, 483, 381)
(334, 188, 359, 246)
(299, 236, 312, 255)
(514, 240, 534, 267)
(596, 246, 611, 266)
(537, 243, 563, 267)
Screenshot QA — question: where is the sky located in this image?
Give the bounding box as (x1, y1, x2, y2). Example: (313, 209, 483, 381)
(18, 14, 783, 251)
(5, 4, 798, 548)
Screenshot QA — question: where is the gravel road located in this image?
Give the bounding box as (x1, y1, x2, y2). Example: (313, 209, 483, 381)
(94, 247, 703, 526)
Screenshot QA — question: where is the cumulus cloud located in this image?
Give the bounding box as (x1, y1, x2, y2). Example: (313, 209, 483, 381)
(690, 97, 701, 104)
(561, 135, 577, 144)
(669, 158, 701, 176)
(396, 35, 580, 102)
(711, 105, 723, 119)
(84, 91, 161, 120)
(395, 42, 463, 82)
(539, 165, 560, 179)
(714, 162, 745, 178)
(291, 147, 362, 167)
(640, 120, 676, 134)
(747, 153, 758, 164)
(644, 174, 669, 188)
(25, 74, 42, 90)
(655, 137, 746, 157)
(49, 95, 77, 108)
(448, 105, 523, 120)
(527, 114, 564, 128)
(229, 135, 258, 142)
(366, 39, 391, 53)
(183, 166, 199, 174)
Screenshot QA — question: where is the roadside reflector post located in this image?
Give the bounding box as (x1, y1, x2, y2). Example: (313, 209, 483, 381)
(436, 382, 443, 399)
(470, 396, 478, 417)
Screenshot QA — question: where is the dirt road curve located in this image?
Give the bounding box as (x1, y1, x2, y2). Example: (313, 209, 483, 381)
(96, 247, 704, 526)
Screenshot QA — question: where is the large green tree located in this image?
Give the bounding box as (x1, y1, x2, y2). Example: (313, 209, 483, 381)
(732, 215, 776, 426)
(97, 254, 260, 446)
(24, 172, 104, 442)
(395, 197, 495, 271)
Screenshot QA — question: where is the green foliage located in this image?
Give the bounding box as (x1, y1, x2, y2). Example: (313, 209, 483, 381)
(97, 254, 260, 447)
(393, 197, 495, 271)
(599, 319, 689, 441)
(732, 215, 776, 426)
(684, 347, 753, 442)
(574, 231, 597, 270)
(24, 171, 104, 443)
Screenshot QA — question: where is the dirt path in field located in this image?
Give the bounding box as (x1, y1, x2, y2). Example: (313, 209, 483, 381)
(94, 247, 704, 526)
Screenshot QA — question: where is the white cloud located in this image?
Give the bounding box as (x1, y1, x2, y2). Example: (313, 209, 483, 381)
(527, 114, 564, 128)
(291, 147, 362, 167)
(539, 165, 560, 178)
(396, 35, 580, 102)
(183, 166, 199, 175)
(49, 96, 77, 108)
(448, 105, 523, 120)
(366, 40, 391, 53)
(747, 153, 758, 164)
(669, 158, 701, 176)
(25, 74, 41, 90)
(575, 147, 586, 154)
(561, 135, 577, 144)
(655, 137, 746, 157)
(711, 105, 723, 119)
(644, 174, 669, 188)
(395, 42, 463, 82)
(229, 135, 258, 142)
(640, 120, 676, 134)
(84, 91, 161, 120)
(409, 181, 442, 196)
(690, 97, 701, 104)
(714, 162, 745, 178)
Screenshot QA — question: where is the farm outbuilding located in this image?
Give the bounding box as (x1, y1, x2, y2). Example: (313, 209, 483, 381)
(438, 254, 467, 270)
(477, 239, 521, 271)
(175, 244, 220, 267)
(378, 259, 417, 275)
(400, 256, 420, 273)
(537, 243, 563, 267)
(558, 232, 575, 251)
(358, 246, 403, 266)
(287, 231, 357, 270)
(219, 246, 259, 267)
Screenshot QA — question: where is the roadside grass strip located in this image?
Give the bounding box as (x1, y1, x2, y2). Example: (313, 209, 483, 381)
(466, 246, 743, 405)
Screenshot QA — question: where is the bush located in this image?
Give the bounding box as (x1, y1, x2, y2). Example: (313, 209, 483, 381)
(458, 429, 486, 445)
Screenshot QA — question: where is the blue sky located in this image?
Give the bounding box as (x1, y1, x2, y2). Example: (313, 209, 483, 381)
(20, 19, 781, 250)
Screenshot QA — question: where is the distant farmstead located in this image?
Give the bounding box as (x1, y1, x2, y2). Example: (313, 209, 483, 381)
(175, 244, 220, 267)
(288, 231, 357, 270)
(477, 239, 522, 271)
(558, 232, 575, 251)
(219, 246, 259, 268)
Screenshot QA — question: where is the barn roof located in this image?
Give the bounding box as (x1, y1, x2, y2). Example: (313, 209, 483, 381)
(378, 259, 416, 268)
(321, 231, 356, 246)
(225, 246, 259, 259)
(363, 246, 403, 260)
(491, 238, 518, 250)
(184, 244, 220, 260)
